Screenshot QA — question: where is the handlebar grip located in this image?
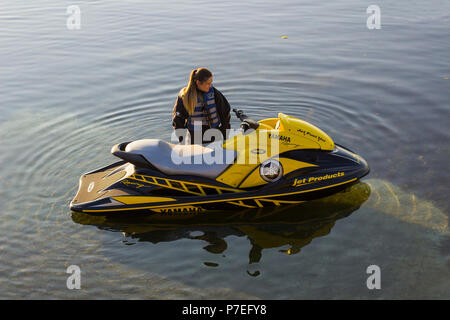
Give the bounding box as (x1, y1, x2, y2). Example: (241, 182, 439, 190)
(233, 109, 248, 121)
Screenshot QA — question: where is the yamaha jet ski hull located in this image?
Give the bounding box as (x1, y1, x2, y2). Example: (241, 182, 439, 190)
(70, 121, 369, 216)
(70, 111, 369, 215)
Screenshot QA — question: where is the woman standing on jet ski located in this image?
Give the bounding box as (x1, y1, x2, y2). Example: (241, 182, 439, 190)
(172, 68, 231, 144)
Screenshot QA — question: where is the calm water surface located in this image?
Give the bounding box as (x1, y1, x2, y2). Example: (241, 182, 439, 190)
(0, 0, 449, 299)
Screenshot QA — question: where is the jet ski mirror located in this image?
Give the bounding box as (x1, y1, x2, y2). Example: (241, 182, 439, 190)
(233, 108, 260, 132)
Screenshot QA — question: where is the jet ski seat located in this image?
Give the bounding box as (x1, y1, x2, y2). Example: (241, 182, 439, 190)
(122, 139, 237, 180)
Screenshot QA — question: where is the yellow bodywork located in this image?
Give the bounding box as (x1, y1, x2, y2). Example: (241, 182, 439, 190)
(216, 113, 333, 188)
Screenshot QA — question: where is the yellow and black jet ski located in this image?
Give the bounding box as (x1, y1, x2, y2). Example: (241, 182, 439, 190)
(70, 109, 369, 215)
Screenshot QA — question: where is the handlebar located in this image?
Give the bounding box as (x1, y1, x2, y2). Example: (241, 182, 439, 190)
(232, 109, 247, 121)
(233, 109, 260, 132)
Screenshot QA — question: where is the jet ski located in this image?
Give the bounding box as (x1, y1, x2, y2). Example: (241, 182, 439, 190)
(70, 109, 369, 215)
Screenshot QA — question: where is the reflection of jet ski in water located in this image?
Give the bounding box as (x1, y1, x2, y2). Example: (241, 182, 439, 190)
(70, 109, 369, 215)
(72, 182, 371, 271)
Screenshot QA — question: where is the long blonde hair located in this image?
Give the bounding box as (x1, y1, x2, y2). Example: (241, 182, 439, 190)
(179, 68, 213, 115)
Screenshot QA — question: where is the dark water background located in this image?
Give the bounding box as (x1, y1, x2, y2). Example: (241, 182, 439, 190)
(0, 0, 449, 299)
